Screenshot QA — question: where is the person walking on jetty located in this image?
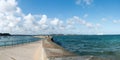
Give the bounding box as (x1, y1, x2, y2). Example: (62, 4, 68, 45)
(51, 36, 54, 42)
(47, 35, 54, 42)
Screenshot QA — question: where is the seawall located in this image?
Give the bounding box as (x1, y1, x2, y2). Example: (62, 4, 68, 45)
(36, 36, 110, 60)
(0, 36, 110, 60)
(35, 36, 76, 60)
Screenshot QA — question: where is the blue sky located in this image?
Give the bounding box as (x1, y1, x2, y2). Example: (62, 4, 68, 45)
(0, 0, 120, 34)
(18, 0, 120, 19)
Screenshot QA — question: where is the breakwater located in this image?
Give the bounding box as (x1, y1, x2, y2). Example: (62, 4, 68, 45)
(0, 36, 110, 60)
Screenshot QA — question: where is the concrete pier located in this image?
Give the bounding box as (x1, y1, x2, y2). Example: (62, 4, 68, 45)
(0, 36, 110, 60)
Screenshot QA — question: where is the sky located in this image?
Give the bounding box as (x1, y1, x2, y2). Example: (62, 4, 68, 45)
(0, 0, 120, 35)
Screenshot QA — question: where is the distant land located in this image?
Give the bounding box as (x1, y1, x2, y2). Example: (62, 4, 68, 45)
(1, 33, 120, 36)
(0, 33, 11, 36)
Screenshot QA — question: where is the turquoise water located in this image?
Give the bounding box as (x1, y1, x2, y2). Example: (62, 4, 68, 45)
(0, 36, 40, 46)
(53, 35, 120, 60)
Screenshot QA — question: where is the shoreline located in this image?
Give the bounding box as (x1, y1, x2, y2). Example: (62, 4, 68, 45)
(0, 36, 110, 60)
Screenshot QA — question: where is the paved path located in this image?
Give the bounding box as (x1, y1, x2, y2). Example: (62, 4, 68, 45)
(0, 40, 42, 60)
(0, 36, 110, 60)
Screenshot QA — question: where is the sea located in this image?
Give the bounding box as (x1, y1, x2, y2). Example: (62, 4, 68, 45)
(0, 36, 40, 46)
(0, 35, 120, 60)
(53, 35, 120, 60)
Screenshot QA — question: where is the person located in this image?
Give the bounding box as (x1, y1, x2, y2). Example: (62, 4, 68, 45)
(51, 37, 54, 42)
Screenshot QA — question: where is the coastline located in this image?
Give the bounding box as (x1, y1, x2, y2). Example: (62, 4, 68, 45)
(0, 36, 109, 60)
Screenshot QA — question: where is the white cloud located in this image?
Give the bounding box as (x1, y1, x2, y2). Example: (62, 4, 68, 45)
(24, 14, 35, 22)
(38, 15, 47, 25)
(0, 0, 100, 34)
(50, 18, 60, 26)
(113, 20, 120, 23)
(75, 0, 93, 5)
(69, 16, 94, 28)
(83, 14, 88, 18)
(0, 0, 17, 14)
(96, 23, 101, 27)
(85, 22, 93, 28)
(96, 32, 104, 35)
(76, 0, 81, 5)
(101, 18, 107, 21)
(83, 0, 93, 5)
(67, 16, 103, 34)
(0, 0, 37, 34)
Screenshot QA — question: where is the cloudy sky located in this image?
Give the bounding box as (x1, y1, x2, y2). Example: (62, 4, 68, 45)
(0, 0, 120, 35)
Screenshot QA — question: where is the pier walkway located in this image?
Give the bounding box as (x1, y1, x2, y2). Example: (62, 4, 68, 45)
(0, 36, 109, 60)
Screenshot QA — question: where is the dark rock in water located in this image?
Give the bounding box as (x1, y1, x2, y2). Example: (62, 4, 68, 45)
(0, 33, 11, 36)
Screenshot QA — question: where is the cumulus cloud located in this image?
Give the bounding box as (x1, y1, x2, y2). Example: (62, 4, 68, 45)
(0, 0, 66, 34)
(0, 0, 36, 34)
(67, 16, 103, 34)
(69, 16, 94, 28)
(38, 15, 47, 25)
(0, 0, 17, 13)
(50, 18, 61, 26)
(0, 0, 99, 34)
